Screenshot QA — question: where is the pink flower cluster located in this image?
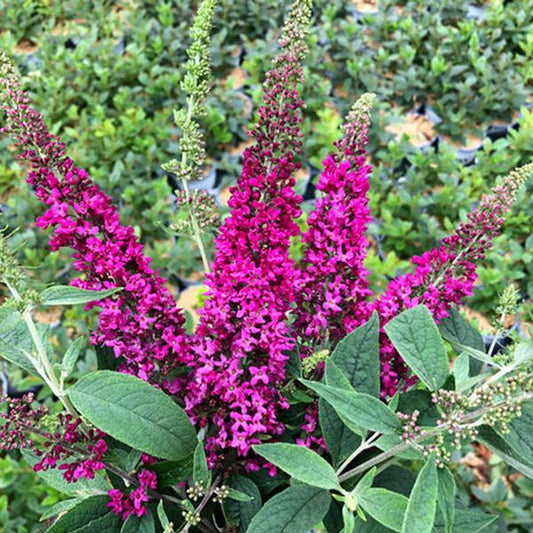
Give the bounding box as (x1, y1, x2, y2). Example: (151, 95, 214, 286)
(2, 11, 531, 482)
(34, 416, 107, 483)
(371, 167, 531, 397)
(0, 395, 106, 483)
(107, 469, 158, 520)
(293, 96, 376, 355)
(185, 16, 309, 467)
(0, 71, 191, 391)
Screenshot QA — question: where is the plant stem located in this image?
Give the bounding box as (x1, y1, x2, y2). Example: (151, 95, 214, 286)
(336, 431, 381, 475)
(181, 177, 211, 274)
(179, 475, 222, 533)
(4, 281, 79, 420)
(338, 392, 533, 484)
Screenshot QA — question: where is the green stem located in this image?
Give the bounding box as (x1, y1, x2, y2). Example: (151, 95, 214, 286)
(338, 392, 532, 484)
(5, 281, 80, 421)
(336, 431, 381, 476)
(177, 94, 211, 275)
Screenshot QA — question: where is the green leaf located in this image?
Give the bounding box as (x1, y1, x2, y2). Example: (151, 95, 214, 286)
(22, 449, 111, 497)
(330, 312, 380, 396)
(438, 308, 485, 353)
(150, 456, 194, 486)
(354, 467, 377, 496)
(157, 500, 170, 528)
(384, 305, 448, 391)
(121, 511, 156, 533)
(374, 465, 416, 497)
(0, 313, 36, 373)
(397, 390, 440, 426)
(503, 401, 533, 464)
(359, 488, 408, 531)
(477, 425, 533, 479)
(193, 441, 210, 486)
(453, 352, 469, 387)
(375, 434, 424, 460)
(223, 475, 261, 530)
(514, 340, 533, 364)
(433, 508, 497, 533)
(325, 359, 354, 391)
(40, 285, 122, 306)
(321, 361, 362, 467)
(286, 349, 302, 378)
(68, 370, 196, 460)
(227, 488, 254, 502)
(0, 335, 35, 373)
(437, 466, 456, 533)
(43, 495, 122, 533)
(60, 336, 86, 377)
(401, 455, 438, 533)
(303, 380, 400, 435)
(245, 485, 331, 533)
(253, 443, 340, 490)
(40, 498, 82, 521)
(342, 505, 355, 533)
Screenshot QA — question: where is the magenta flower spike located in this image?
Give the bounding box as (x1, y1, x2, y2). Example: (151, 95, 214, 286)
(0, 51, 191, 391)
(185, 0, 313, 467)
(293, 94, 376, 356)
(373, 164, 533, 398)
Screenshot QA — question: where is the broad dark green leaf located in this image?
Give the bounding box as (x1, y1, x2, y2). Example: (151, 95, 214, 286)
(40, 285, 122, 306)
(503, 401, 533, 464)
(193, 441, 210, 486)
(374, 466, 416, 497)
(223, 475, 262, 530)
(245, 485, 331, 533)
(286, 349, 302, 378)
(330, 312, 380, 396)
(453, 352, 470, 388)
(303, 380, 400, 435)
(22, 449, 111, 496)
(0, 336, 35, 373)
(477, 425, 533, 479)
(438, 308, 485, 353)
(437, 466, 456, 533)
(321, 361, 361, 467)
(227, 487, 254, 502)
(0, 313, 36, 373)
(359, 488, 408, 532)
(375, 434, 424, 460)
(40, 499, 82, 521)
(433, 508, 497, 533)
(151, 456, 194, 486)
(121, 511, 156, 533)
(43, 495, 121, 533)
(401, 455, 438, 533)
(397, 390, 440, 426)
(325, 359, 354, 391)
(68, 370, 196, 460)
(384, 305, 448, 391)
(253, 443, 340, 490)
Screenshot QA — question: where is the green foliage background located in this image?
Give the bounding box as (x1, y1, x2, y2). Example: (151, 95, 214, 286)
(0, 0, 532, 530)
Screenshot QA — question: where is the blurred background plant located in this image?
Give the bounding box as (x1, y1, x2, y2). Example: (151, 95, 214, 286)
(0, 0, 532, 529)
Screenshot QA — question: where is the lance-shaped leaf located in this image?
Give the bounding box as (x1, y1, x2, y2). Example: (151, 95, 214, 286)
(40, 285, 122, 306)
(302, 379, 400, 435)
(384, 305, 448, 391)
(245, 485, 331, 533)
(401, 455, 438, 533)
(68, 371, 196, 460)
(253, 443, 341, 491)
